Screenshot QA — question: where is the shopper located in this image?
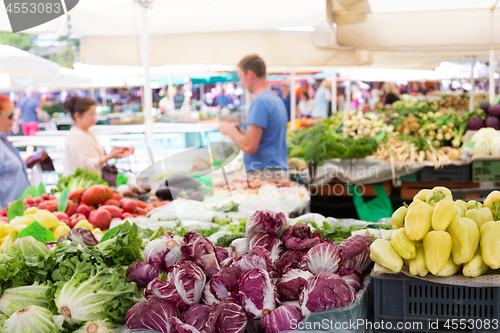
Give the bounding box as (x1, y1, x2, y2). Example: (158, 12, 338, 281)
(382, 82, 400, 105)
(218, 54, 289, 179)
(279, 80, 291, 121)
(63, 96, 132, 177)
(14, 89, 48, 136)
(0, 95, 30, 207)
(298, 91, 314, 118)
(311, 79, 332, 118)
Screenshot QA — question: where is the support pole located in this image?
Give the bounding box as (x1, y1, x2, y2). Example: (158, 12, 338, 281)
(470, 56, 476, 112)
(346, 69, 352, 110)
(290, 67, 297, 130)
(137, 0, 155, 182)
(200, 83, 205, 107)
(101, 88, 107, 107)
(90, 88, 95, 100)
(331, 67, 337, 114)
(168, 73, 175, 111)
(490, 50, 496, 103)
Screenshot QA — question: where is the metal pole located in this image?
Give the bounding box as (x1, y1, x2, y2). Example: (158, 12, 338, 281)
(290, 67, 297, 129)
(138, 1, 155, 177)
(470, 56, 476, 112)
(168, 74, 175, 111)
(90, 88, 95, 100)
(102, 88, 107, 107)
(346, 69, 352, 110)
(331, 67, 337, 114)
(490, 50, 496, 103)
(200, 83, 205, 106)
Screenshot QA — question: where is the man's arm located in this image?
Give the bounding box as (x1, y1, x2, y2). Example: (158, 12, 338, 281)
(35, 107, 49, 122)
(219, 122, 262, 155)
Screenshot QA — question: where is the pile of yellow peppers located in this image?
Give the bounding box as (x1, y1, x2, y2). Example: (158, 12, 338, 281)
(0, 207, 103, 250)
(371, 187, 500, 278)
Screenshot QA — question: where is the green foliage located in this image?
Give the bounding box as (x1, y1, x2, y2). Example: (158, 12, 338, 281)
(0, 32, 36, 51)
(215, 233, 245, 247)
(56, 168, 108, 192)
(42, 103, 65, 116)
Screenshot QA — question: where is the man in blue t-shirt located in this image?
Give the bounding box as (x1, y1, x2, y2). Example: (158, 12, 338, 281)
(218, 54, 289, 179)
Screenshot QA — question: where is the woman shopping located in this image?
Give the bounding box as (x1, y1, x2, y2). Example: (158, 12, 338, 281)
(63, 96, 133, 177)
(0, 95, 30, 207)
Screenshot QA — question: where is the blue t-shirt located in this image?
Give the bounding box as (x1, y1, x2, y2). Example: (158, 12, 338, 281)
(18, 97, 40, 123)
(244, 90, 289, 172)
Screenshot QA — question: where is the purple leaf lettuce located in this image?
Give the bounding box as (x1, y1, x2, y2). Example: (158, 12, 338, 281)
(67, 227, 99, 247)
(144, 233, 184, 271)
(338, 268, 363, 293)
(127, 259, 160, 288)
(249, 233, 284, 263)
(276, 269, 313, 301)
(238, 268, 276, 319)
(274, 249, 308, 275)
(300, 240, 341, 275)
(260, 305, 304, 333)
(281, 223, 322, 251)
(214, 246, 229, 263)
(168, 316, 200, 333)
(209, 266, 241, 301)
(232, 247, 273, 272)
(205, 295, 247, 333)
(338, 235, 373, 274)
(228, 238, 249, 259)
(202, 283, 219, 306)
(181, 231, 221, 277)
(246, 210, 287, 239)
(181, 304, 211, 332)
(126, 297, 180, 333)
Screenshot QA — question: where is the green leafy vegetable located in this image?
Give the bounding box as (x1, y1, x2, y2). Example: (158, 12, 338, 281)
(215, 233, 245, 248)
(57, 188, 69, 212)
(22, 186, 40, 199)
(56, 168, 108, 193)
(37, 182, 46, 196)
(7, 198, 24, 222)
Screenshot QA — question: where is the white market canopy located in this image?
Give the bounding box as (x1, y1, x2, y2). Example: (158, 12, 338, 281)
(0, 44, 60, 78)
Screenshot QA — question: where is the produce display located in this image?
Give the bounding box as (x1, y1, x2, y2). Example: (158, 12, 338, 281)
(470, 127, 500, 156)
(371, 186, 500, 278)
(392, 93, 489, 112)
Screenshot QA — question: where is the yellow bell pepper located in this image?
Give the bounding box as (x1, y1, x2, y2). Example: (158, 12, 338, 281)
(480, 221, 500, 269)
(2, 224, 12, 236)
(431, 199, 458, 231)
(413, 189, 431, 202)
(24, 207, 38, 215)
(465, 207, 494, 230)
(408, 199, 426, 209)
(423, 231, 452, 275)
(408, 243, 428, 277)
(435, 256, 461, 277)
(390, 228, 416, 259)
(426, 187, 453, 206)
(447, 217, 479, 265)
(9, 215, 35, 226)
(405, 203, 434, 241)
(53, 225, 71, 240)
(0, 224, 5, 239)
(390, 206, 407, 230)
(463, 249, 489, 278)
(483, 190, 500, 220)
(9, 224, 27, 239)
(93, 228, 103, 235)
(466, 200, 482, 210)
(370, 239, 403, 273)
(33, 210, 60, 230)
(74, 220, 93, 231)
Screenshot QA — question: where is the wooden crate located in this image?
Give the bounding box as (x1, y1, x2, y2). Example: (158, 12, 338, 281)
(401, 181, 480, 200)
(314, 179, 392, 197)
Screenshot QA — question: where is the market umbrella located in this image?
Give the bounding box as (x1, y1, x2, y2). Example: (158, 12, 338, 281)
(0, 44, 60, 78)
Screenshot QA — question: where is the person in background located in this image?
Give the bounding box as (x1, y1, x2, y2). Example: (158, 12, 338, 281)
(158, 94, 172, 114)
(13, 89, 48, 137)
(311, 79, 332, 118)
(279, 80, 291, 121)
(0, 95, 30, 207)
(298, 91, 314, 118)
(63, 96, 132, 177)
(215, 89, 230, 108)
(218, 54, 289, 180)
(382, 82, 401, 105)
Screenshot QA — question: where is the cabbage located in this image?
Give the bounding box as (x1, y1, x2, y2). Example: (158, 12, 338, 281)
(0, 283, 50, 317)
(73, 320, 117, 333)
(168, 316, 200, 333)
(205, 295, 247, 333)
(181, 304, 210, 332)
(299, 272, 356, 316)
(249, 234, 284, 263)
(144, 233, 184, 271)
(5, 305, 63, 333)
(228, 238, 249, 259)
(202, 283, 219, 306)
(209, 267, 241, 301)
(471, 127, 499, 143)
(492, 136, 500, 156)
(276, 269, 313, 301)
(214, 246, 229, 263)
(127, 259, 160, 288)
(474, 137, 491, 156)
(338, 268, 363, 293)
(246, 210, 287, 239)
(300, 240, 341, 275)
(126, 297, 180, 333)
(181, 231, 220, 277)
(145, 260, 206, 310)
(338, 235, 373, 274)
(66, 228, 99, 247)
(281, 223, 322, 250)
(53, 264, 138, 325)
(232, 247, 273, 272)
(238, 268, 276, 319)
(260, 305, 304, 333)
(274, 249, 308, 274)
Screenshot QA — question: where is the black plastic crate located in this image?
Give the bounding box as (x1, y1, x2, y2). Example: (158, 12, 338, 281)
(419, 165, 471, 183)
(473, 160, 500, 182)
(374, 275, 500, 333)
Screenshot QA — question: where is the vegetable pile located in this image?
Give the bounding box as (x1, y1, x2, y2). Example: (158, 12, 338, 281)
(372, 186, 500, 278)
(125, 210, 374, 333)
(56, 168, 108, 192)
